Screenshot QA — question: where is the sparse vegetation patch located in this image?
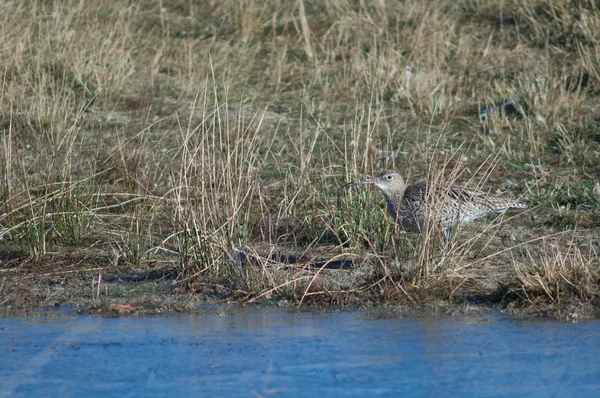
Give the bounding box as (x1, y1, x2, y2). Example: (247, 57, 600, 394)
(1, 0, 599, 318)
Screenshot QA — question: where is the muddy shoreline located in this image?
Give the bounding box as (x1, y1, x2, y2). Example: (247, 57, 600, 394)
(1, 254, 596, 320)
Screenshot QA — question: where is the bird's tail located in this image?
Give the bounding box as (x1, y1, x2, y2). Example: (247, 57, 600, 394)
(495, 201, 528, 212)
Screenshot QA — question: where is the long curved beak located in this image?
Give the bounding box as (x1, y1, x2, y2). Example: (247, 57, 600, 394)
(336, 177, 376, 194)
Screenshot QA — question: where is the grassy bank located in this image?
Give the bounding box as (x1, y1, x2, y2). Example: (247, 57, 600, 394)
(1, 0, 599, 318)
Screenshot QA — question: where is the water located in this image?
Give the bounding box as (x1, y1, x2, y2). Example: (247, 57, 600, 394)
(1, 309, 599, 397)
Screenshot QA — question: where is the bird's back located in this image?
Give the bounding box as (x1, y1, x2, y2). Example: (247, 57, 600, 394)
(389, 180, 525, 232)
(440, 184, 526, 225)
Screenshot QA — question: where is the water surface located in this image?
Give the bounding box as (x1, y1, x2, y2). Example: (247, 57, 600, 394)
(1, 308, 599, 397)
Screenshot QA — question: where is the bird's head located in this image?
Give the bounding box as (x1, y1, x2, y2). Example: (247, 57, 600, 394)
(338, 171, 406, 196)
(366, 171, 405, 195)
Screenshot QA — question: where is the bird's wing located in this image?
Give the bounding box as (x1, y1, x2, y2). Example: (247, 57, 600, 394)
(444, 184, 521, 212)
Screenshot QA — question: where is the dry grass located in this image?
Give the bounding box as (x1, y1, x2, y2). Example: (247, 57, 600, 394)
(1, 0, 599, 317)
(510, 233, 600, 316)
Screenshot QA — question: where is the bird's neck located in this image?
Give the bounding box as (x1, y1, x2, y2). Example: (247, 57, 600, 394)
(381, 184, 407, 212)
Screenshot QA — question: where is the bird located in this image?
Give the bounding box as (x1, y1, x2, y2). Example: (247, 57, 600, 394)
(338, 170, 527, 243)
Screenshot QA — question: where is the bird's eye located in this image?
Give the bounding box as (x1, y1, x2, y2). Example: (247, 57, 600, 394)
(386, 175, 393, 180)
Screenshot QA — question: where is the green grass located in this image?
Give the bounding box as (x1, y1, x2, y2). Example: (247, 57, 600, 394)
(1, 0, 599, 317)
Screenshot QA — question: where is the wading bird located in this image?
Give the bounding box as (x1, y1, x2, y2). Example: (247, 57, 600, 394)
(338, 170, 527, 243)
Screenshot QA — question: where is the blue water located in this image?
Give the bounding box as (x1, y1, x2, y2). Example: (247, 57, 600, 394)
(1, 309, 599, 397)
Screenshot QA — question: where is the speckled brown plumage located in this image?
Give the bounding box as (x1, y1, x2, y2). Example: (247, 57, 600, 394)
(339, 170, 527, 241)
